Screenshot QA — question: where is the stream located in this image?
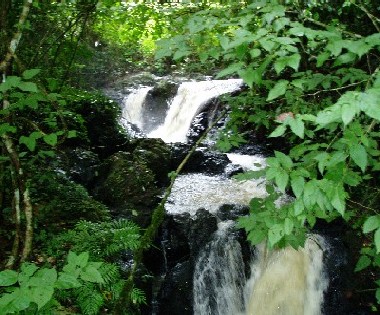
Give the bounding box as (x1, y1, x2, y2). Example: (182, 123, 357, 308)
(120, 79, 333, 315)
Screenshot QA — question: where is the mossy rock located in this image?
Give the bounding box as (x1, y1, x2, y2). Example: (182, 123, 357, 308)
(132, 138, 171, 186)
(31, 172, 110, 233)
(93, 152, 161, 226)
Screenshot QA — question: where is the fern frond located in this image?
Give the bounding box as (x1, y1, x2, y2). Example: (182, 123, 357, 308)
(130, 287, 147, 306)
(75, 283, 105, 315)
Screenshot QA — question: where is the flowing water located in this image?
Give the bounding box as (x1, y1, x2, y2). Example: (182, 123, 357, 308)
(121, 79, 329, 315)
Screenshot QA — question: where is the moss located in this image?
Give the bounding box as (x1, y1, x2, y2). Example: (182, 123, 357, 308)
(30, 171, 110, 233)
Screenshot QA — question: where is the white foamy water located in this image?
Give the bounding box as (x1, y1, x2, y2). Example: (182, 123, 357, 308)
(121, 87, 152, 129)
(149, 79, 243, 143)
(227, 153, 266, 171)
(165, 173, 267, 215)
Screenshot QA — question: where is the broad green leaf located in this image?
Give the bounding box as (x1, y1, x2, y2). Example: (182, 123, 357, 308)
(291, 176, 305, 198)
(314, 152, 329, 175)
(267, 80, 289, 101)
(363, 215, 380, 234)
(80, 266, 104, 284)
(284, 218, 294, 235)
(0, 123, 17, 136)
(173, 49, 190, 60)
(273, 17, 290, 32)
(331, 185, 346, 215)
(289, 117, 304, 139)
(239, 68, 259, 88)
(375, 228, 380, 253)
(326, 39, 344, 56)
(275, 168, 289, 193)
(43, 133, 58, 146)
(354, 255, 371, 272)
(18, 82, 38, 93)
(68, 130, 77, 138)
(247, 229, 266, 245)
(349, 143, 367, 172)
(341, 103, 358, 126)
(18, 263, 38, 286)
(22, 69, 41, 80)
(293, 199, 304, 216)
(275, 151, 293, 169)
(346, 39, 371, 58)
(259, 37, 276, 52)
(29, 286, 54, 309)
(274, 54, 300, 74)
(29, 268, 57, 287)
(216, 62, 244, 78)
(8, 288, 31, 312)
(55, 273, 82, 289)
(0, 270, 18, 286)
(0, 76, 21, 92)
(269, 124, 286, 137)
(376, 288, 380, 304)
(268, 224, 283, 248)
(316, 52, 330, 67)
(76, 252, 89, 268)
(19, 136, 36, 151)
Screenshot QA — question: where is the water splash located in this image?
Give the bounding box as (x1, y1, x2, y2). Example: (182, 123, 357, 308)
(149, 79, 243, 143)
(194, 221, 246, 315)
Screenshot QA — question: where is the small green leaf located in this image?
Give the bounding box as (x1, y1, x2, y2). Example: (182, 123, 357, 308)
(269, 124, 286, 137)
(354, 255, 371, 272)
(291, 176, 305, 198)
(76, 252, 89, 268)
(0, 123, 17, 136)
(22, 69, 41, 80)
(267, 80, 289, 101)
(43, 133, 58, 146)
(363, 215, 380, 234)
(349, 143, 367, 172)
(239, 68, 260, 88)
(0, 270, 18, 286)
(216, 62, 244, 78)
(331, 185, 346, 215)
(289, 117, 304, 139)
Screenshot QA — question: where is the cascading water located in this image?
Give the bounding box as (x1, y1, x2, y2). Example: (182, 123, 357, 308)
(120, 78, 330, 315)
(194, 221, 246, 315)
(121, 86, 152, 129)
(148, 79, 243, 143)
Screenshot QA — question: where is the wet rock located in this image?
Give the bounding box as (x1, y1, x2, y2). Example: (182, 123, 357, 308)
(217, 204, 250, 221)
(186, 112, 208, 143)
(157, 261, 193, 315)
(224, 163, 244, 177)
(58, 148, 100, 189)
(171, 145, 230, 175)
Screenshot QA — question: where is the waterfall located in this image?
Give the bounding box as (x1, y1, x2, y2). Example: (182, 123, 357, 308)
(149, 79, 243, 143)
(121, 87, 152, 129)
(245, 236, 328, 315)
(194, 221, 246, 315)
(116, 77, 331, 314)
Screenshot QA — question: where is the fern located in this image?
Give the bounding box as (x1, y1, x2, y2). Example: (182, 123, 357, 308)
(48, 218, 141, 260)
(130, 287, 147, 305)
(75, 283, 105, 315)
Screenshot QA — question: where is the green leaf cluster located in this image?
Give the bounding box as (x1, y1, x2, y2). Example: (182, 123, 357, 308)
(0, 252, 103, 314)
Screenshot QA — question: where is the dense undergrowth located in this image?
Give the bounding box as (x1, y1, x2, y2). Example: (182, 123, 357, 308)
(1, 0, 380, 313)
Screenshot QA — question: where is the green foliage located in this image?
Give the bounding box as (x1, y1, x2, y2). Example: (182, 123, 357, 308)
(0, 251, 103, 314)
(155, 0, 380, 305)
(49, 219, 141, 260)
